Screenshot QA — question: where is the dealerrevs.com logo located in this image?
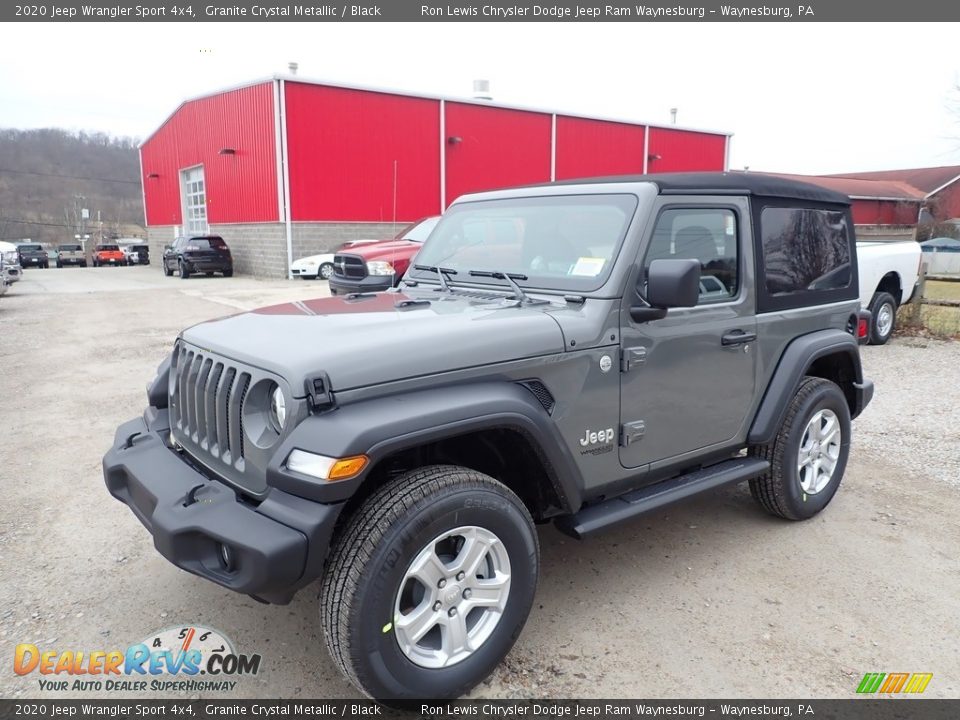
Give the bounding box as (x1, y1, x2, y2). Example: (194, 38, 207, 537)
(14, 625, 261, 693)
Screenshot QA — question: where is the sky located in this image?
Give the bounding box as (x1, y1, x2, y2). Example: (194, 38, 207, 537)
(0, 22, 958, 175)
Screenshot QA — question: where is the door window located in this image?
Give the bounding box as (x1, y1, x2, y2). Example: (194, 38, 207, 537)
(644, 208, 739, 304)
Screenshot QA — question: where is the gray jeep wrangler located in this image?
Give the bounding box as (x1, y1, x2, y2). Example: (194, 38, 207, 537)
(104, 173, 873, 700)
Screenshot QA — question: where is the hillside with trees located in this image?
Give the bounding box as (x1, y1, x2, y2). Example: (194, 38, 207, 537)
(0, 128, 144, 247)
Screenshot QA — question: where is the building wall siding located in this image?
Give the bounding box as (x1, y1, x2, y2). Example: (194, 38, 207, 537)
(141, 82, 278, 227)
(284, 82, 441, 222)
(647, 127, 727, 172)
(555, 116, 647, 180)
(444, 102, 552, 204)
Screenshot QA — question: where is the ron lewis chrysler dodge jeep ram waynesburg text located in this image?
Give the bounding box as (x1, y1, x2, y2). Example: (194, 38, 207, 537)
(104, 173, 873, 700)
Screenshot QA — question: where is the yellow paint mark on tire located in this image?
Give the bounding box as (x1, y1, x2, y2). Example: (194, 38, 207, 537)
(382, 622, 393, 634)
(803, 493, 807, 502)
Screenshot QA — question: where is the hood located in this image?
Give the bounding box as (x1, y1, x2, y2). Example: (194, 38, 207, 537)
(292, 253, 334, 267)
(180, 289, 566, 393)
(343, 240, 420, 260)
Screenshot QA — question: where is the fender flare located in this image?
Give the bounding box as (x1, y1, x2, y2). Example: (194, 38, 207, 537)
(266, 381, 584, 512)
(748, 329, 866, 446)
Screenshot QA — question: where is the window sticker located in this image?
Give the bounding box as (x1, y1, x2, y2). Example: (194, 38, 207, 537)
(570, 257, 606, 277)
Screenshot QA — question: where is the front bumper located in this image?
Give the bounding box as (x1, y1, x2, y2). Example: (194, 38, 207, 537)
(328, 273, 393, 295)
(103, 411, 344, 604)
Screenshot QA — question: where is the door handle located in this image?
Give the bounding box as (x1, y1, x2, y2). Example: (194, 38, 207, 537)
(721, 330, 757, 346)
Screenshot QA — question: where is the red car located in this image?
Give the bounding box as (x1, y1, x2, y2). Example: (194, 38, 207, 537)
(328, 216, 440, 295)
(92, 244, 127, 267)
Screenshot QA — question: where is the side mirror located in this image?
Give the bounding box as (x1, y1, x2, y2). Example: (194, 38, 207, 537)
(630, 258, 700, 322)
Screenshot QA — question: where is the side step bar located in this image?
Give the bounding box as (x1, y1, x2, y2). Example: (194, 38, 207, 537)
(555, 456, 769, 539)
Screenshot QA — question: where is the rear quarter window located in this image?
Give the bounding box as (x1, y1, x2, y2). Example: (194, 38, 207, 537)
(757, 205, 856, 312)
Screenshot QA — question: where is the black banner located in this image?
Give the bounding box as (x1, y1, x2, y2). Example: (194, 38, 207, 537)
(1, 700, 959, 720)
(4, 0, 960, 22)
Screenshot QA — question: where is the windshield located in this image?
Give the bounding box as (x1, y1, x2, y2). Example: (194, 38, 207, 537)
(409, 195, 637, 292)
(399, 216, 441, 243)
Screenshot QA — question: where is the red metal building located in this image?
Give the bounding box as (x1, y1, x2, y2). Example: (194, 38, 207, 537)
(140, 77, 731, 277)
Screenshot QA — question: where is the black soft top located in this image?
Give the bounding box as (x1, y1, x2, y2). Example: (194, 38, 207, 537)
(549, 172, 850, 206)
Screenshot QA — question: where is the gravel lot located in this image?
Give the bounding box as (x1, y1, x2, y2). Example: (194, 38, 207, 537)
(1, 266, 958, 700)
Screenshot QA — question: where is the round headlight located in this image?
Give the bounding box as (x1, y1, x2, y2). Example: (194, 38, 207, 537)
(270, 386, 286, 431)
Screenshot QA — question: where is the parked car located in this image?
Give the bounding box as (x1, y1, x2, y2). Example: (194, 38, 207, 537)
(121, 242, 151, 265)
(856, 239, 922, 345)
(93, 244, 127, 267)
(290, 239, 382, 280)
(328, 216, 441, 295)
(17, 242, 48, 269)
(105, 173, 873, 701)
(0, 241, 22, 284)
(56, 243, 87, 268)
(163, 235, 233, 279)
(0, 255, 8, 297)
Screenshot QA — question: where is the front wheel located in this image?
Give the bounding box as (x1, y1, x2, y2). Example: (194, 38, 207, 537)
(163, 262, 172, 277)
(319, 262, 335, 280)
(868, 291, 897, 345)
(320, 465, 539, 701)
(749, 377, 851, 520)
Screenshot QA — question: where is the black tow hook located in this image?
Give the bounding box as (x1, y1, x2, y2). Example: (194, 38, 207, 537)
(121, 431, 142, 449)
(183, 484, 205, 507)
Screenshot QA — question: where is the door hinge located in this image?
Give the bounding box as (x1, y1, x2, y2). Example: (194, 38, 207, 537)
(620, 420, 646, 446)
(621, 347, 647, 373)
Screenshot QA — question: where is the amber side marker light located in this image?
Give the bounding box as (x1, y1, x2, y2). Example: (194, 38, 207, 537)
(286, 450, 368, 482)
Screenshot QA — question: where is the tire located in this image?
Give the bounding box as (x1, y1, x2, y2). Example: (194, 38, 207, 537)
(80, 262, 87, 268)
(223, 269, 233, 278)
(56, 262, 62, 269)
(319, 262, 335, 280)
(320, 465, 539, 701)
(868, 291, 897, 345)
(749, 377, 851, 521)
(179, 260, 190, 279)
(163, 262, 172, 277)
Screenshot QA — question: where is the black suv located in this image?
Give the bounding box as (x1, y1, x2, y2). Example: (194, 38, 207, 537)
(17, 243, 48, 269)
(163, 236, 233, 279)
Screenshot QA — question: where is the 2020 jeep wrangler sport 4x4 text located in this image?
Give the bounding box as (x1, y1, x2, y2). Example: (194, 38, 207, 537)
(104, 173, 873, 700)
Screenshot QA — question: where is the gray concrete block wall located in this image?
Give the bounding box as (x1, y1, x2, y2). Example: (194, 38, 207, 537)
(145, 221, 412, 279)
(291, 222, 404, 262)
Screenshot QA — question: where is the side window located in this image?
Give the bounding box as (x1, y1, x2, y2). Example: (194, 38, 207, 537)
(644, 208, 739, 304)
(760, 208, 851, 296)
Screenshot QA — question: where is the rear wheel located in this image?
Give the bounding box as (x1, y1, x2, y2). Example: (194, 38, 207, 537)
(320, 465, 539, 701)
(56, 262, 62, 268)
(223, 269, 233, 278)
(179, 260, 190, 279)
(868, 291, 896, 345)
(749, 377, 851, 520)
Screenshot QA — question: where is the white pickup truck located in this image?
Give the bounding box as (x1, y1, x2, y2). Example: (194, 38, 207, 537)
(857, 240, 922, 345)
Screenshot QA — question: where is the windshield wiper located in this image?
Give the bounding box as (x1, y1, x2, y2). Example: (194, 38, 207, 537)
(468, 270, 531, 304)
(413, 264, 457, 292)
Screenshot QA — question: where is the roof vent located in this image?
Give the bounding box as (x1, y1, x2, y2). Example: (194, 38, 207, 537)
(472, 79, 492, 101)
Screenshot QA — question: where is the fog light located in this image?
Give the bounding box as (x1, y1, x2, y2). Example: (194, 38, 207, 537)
(218, 543, 235, 571)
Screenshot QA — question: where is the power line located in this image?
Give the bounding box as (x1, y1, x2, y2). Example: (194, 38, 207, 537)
(0, 167, 141, 185)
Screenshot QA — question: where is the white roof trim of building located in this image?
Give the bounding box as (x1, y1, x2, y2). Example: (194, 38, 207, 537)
(140, 74, 732, 148)
(924, 173, 960, 199)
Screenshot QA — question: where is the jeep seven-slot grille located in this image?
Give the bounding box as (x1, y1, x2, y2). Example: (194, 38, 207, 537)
(332, 254, 367, 279)
(172, 346, 251, 465)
